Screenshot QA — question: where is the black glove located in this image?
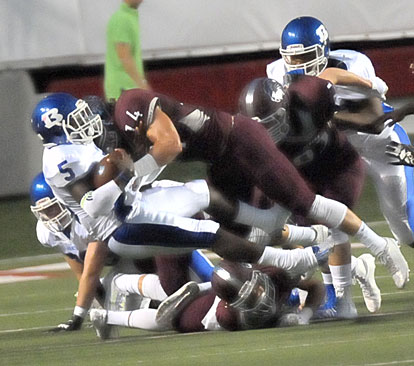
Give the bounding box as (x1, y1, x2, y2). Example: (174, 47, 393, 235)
(385, 141, 414, 167)
(48, 315, 84, 333)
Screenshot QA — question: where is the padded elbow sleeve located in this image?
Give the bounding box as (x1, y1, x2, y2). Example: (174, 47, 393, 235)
(81, 180, 122, 218)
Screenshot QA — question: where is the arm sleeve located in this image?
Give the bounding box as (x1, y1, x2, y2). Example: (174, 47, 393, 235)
(80, 180, 122, 218)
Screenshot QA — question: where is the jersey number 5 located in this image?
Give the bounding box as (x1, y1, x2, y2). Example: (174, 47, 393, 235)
(58, 160, 75, 182)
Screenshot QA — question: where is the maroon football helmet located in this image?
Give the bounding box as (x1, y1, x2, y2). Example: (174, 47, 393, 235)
(238, 77, 290, 144)
(239, 76, 335, 145)
(212, 260, 278, 329)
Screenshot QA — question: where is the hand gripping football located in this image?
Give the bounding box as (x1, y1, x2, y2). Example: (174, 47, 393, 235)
(93, 148, 135, 189)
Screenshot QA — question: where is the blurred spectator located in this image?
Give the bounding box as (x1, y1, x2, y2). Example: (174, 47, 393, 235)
(104, 0, 149, 101)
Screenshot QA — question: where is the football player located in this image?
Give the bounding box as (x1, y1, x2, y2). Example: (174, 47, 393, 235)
(107, 83, 408, 297)
(29, 173, 219, 333)
(267, 16, 414, 251)
(238, 75, 388, 316)
(31, 93, 331, 331)
(30, 172, 88, 280)
(29, 172, 110, 309)
(90, 260, 325, 337)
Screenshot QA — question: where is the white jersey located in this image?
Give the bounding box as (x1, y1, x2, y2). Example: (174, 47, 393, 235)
(329, 49, 388, 97)
(267, 49, 414, 245)
(266, 49, 388, 96)
(42, 142, 120, 241)
(36, 220, 91, 258)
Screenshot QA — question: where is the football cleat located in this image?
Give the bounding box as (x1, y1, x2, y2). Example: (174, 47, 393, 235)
(313, 284, 337, 319)
(89, 309, 117, 340)
(335, 287, 358, 319)
(156, 281, 200, 328)
(354, 254, 381, 313)
(377, 238, 410, 289)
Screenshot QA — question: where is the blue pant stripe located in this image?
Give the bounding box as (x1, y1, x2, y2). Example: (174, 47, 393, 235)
(190, 250, 214, 281)
(112, 223, 216, 249)
(393, 123, 414, 232)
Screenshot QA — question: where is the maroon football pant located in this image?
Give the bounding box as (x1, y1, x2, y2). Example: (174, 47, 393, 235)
(208, 114, 316, 217)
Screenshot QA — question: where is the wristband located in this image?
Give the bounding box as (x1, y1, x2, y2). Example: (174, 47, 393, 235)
(73, 305, 88, 319)
(133, 153, 160, 177)
(115, 170, 134, 190)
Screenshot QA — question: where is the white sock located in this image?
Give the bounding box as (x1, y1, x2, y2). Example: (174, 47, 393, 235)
(354, 222, 387, 256)
(235, 202, 290, 234)
(197, 282, 212, 292)
(321, 272, 333, 285)
(107, 309, 163, 330)
(257, 246, 317, 278)
(114, 274, 167, 301)
(329, 263, 352, 296)
(285, 225, 317, 246)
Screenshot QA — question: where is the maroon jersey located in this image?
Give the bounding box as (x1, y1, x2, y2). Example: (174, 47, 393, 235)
(279, 126, 364, 209)
(114, 88, 316, 217)
(114, 89, 234, 161)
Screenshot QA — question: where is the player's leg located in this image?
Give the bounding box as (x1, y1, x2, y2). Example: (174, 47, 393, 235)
(306, 195, 410, 288)
(327, 231, 357, 319)
(141, 179, 210, 218)
(364, 125, 414, 246)
(90, 307, 165, 339)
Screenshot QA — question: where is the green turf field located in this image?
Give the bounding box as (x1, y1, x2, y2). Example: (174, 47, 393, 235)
(0, 163, 414, 365)
(0, 246, 413, 366)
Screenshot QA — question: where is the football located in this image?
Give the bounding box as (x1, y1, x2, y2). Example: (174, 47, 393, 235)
(92, 148, 134, 188)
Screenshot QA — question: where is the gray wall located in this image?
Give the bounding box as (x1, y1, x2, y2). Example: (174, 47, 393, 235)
(0, 71, 44, 196)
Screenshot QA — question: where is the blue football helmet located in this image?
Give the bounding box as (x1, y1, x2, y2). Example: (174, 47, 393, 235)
(31, 92, 103, 147)
(280, 16, 330, 76)
(30, 172, 73, 233)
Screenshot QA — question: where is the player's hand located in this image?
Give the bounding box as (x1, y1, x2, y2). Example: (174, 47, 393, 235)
(48, 315, 83, 332)
(111, 148, 135, 190)
(385, 141, 414, 167)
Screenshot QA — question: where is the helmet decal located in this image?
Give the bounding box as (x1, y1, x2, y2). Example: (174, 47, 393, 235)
(41, 108, 64, 129)
(316, 24, 329, 45)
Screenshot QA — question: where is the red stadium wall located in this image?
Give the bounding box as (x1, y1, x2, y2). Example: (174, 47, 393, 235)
(45, 45, 414, 114)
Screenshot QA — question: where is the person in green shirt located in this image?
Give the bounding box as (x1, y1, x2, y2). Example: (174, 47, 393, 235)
(104, 0, 149, 101)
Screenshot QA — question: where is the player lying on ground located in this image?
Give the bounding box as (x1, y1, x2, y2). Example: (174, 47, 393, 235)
(89, 259, 325, 339)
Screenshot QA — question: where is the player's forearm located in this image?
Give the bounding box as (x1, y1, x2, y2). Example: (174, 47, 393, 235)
(149, 139, 182, 166)
(399, 102, 414, 118)
(320, 68, 372, 88)
(80, 180, 123, 218)
(75, 241, 108, 314)
(147, 110, 183, 165)
(64, 255, 84, 281)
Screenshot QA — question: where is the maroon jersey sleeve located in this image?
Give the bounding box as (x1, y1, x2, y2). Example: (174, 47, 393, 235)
(216, 299, 240, 331)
